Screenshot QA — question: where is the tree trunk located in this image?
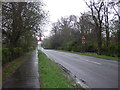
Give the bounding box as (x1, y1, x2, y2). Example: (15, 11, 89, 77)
(106, 26, 109, 47)
(97, 25, 102, 55)
(105, 6, 109, 47)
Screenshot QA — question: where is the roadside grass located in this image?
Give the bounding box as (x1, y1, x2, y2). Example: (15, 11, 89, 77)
(56, 50, 119, 61)
(38, 50, 73, 88)
(2, 51, 33, 82)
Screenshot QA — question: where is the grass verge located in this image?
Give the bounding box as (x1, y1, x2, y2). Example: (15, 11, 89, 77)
(2, 51, 33, 82)
(56, 50, 119, 61)
(38, 50, 73, 88)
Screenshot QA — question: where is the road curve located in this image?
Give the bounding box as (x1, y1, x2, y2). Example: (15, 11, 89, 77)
(42, 49, 118, 88)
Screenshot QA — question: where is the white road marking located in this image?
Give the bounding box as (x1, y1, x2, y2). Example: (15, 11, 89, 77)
(84, 59, 101, 65)
(64, 53, 101, 65)
(46, 50, 101, 65)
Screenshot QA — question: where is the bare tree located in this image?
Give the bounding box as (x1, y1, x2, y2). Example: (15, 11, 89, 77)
(109, 0, 120, 44)
(84, 0, 104, 54)
(104, 2, 110, 47)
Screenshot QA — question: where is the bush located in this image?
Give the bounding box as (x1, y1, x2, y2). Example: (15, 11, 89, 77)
(13, 47, 23, 58)
(2, 47, 24, 66)
(102, 43, 119, 57)
(71, 45, 81, 52)
(107, 44, 118, 57)
(61, 41, 74, 51)
(28, 47, 34, 51)
(2, 48, 12, 65)
(85, 43, 97, 52)
(117, 44, 120, 57)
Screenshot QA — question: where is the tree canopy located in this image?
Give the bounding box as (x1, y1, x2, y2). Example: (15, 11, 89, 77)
(2, 2, 47, 65)
(2, 2, 46, 49)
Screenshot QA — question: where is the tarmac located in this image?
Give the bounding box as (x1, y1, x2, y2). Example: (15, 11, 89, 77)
(2, 50, 40, 88)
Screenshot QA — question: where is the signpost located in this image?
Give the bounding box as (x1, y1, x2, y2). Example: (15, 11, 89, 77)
(82, 36, 86, 44)
(81, 35, 86, 52)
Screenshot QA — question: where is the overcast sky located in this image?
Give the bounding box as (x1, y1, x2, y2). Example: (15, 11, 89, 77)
(43, 0, 88, 37)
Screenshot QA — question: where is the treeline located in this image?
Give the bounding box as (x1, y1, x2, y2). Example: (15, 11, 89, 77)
(42, 0, 120, 57)
(2, 2, 46, 65)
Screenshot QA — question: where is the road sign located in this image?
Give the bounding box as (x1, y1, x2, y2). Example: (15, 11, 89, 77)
(82, 36, 86, 44)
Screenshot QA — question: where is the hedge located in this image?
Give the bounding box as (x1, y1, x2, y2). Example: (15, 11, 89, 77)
(2, 47, 23, 66)
(2, 48, 12, 65)
(2, 47, 35, 66)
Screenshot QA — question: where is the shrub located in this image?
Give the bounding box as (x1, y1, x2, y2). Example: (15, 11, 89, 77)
(102, 43, 119, 57)
(61, 41, 74, 51)
(2, 48, 12, 65)
(85, 43, 97, 52)
(72, 45, 81, 52)
(117, 44, 120, 57)
(13, 47, 23, 58)
(2, 47, 24, 66)
(107, 44, 118, 57)
(28, 47, 34, 51)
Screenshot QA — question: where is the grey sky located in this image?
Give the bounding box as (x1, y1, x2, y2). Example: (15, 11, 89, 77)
(43, 0, 88, 37)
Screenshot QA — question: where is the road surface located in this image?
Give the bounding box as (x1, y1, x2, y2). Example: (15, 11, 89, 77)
(42, 49, 118, 88)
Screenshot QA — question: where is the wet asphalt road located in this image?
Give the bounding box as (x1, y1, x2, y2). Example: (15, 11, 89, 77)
(42, 49, 118, 88)
(2, 50, 40, 88)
